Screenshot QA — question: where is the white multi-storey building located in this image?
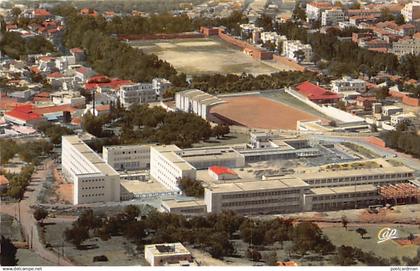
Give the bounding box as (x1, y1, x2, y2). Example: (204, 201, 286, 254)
(321, 8, 345, 26)
(152, 78, 172, 97)
(204, 178, 309, 214)
(282, 40, 313, 63)
(401, 2, 420, 22)
(103, 145, 152, 171)
(331, 77, 366, 93)
(62, 135, 120, 205)
(391, 37, 420, 57)
(306, 2, 333, 21)
(119, 83, 157, 108)
(150, 145, 196, 191)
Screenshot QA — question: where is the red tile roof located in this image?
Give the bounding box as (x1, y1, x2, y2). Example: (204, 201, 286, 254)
(84, 79, 133, 91)
(33, 105, 76, 115)
(5, 105, 42, 122)
(209, 166, 238, 176)
(296, 81, 341, 101)
(34, 9, 51, 17)
(0, 175, 9, 186)
(47, 72, 64, 78)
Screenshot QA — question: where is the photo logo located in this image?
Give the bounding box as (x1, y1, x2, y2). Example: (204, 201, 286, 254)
(377, 227, 399, 244)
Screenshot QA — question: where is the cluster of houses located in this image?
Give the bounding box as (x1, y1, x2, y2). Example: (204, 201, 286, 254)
(306, 1, 420, 56)
(1, 7, 172, 138)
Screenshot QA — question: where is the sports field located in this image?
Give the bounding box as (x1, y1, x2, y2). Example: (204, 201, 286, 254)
(210, 95, 323, 130)
(130, 38, 291, 75)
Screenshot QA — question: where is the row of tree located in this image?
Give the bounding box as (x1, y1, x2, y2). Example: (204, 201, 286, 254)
(382, 121, 420, 158)
(0, 31, 55, 59)
(190, 71, 317, 94)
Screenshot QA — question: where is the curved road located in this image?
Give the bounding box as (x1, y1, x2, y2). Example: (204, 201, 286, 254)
(0, 159, 73, 266)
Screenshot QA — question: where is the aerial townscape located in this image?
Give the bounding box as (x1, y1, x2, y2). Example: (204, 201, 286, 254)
(0, 0, 420, 269)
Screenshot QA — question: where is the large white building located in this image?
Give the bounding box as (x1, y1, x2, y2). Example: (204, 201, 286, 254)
(282, 40, 313, 63)
(119, 83, 157, 108)
(321, 8, 345, 26)
(204, 178, 309, 214)
(103, 145, 151, 171)
(150, 145, 196, 191)
(175, 89, 224, 120)
(391, 37, 420, 57)
(401, 2, 420, 22)
(62, 136, 120, 205)
(331, 77, 366, 93)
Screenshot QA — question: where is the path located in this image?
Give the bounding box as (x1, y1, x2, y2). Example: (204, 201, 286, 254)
(0, 159, 73, 266)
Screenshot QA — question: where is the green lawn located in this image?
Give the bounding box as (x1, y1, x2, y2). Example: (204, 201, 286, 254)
(323, 225, 420, 260)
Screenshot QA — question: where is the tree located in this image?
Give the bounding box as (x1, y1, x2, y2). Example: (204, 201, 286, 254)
(292, 2, 306, 22)
(81, 112, 105, 137)
(64, 225, 89, 248)
(0, 236, 18, 266)
(124, 205, 140, 221)
(33, 208, 48, 225)
(246, 247, 262, 261)
(332, 245, 356, 266)
(356, 228, 367, 239)
(294, 49, 306, 63)
(178, 178, 204, 197)
(394, 14, 405, 25)
(407, 233, 415, 244)
(341, 216, 348, 230)
(212, 124, 230, 139)
(11, 7, 22, 18)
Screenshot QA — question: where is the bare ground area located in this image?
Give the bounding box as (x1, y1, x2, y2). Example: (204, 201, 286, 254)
(210, 96, 323, 129)
(131, 38, 288, 75)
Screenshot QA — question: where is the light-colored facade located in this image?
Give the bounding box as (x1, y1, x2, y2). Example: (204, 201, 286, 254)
(303, 184, 380, 211)
(175, 89, 224, 120)
(152, 78, 172, 97)
(205, 178, 309, 214)
(306, 2, 333, 21)
(150, 145, 196, 191)
(382, 105, 403, 117)
(331, 77, 366, 93)
(401, 3, 420, 22)
(285, 166, 415, 188)
(160, 199, 207, 216)
(102, 145, 151, 171)
(321, 9, 345, 26)
(391, 37, 420, 57)
(144, 243, 194, 266)
(62, 135, 120, 205)
(390, 112, 417, 126)
(282, 40, 313, 63)
(119, 83, 157, 108)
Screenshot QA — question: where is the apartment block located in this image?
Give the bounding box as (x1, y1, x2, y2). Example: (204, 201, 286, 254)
(391, 37, 420, 57)
(282, 40, 313, 63)
(401, 3, 420, 22)
(306, 2, 333, 21)
(331, 77, 366, 93)
(119, 83, 157, 108)
(321, 9, 345, 26)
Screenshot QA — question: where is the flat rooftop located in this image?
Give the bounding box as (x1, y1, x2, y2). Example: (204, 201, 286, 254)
(161, 199, 206, 209)
(152, 145, 195, 171)
(309, 184, 377, 195)
(103, 144, 152, 151)
(63, 135, 118, 176)
(145, 242, 191, 256)
(120, 179, 169, 194)
(208, 178, 309, 194)
(289, 166, 414, 180)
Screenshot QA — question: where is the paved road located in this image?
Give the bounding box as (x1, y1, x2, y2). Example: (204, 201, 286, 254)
(0, 159, 73, 266)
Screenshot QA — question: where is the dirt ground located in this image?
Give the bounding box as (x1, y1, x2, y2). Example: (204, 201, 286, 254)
(53, 168, 73, 204)
(210, 96, 323, 129)
(131, 38, 288, 75)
